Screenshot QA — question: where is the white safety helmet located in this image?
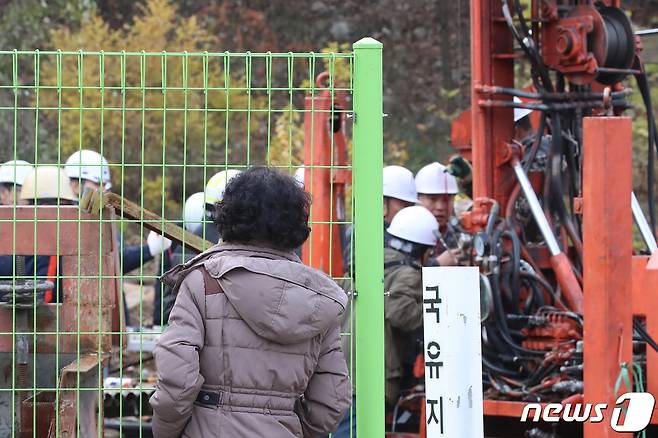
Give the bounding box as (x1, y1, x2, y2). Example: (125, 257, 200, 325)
(182, 192, 206, 232)
(387, 206, 439, 246)
(0, 160, 33, 186)
(383, 165, 418, 203)
(415, 162, 459, 195)
(65, 150, 112, 190)
(514, 96, 533, 123)
(205, 169, 241, 205)
(294, 167, 305, 187)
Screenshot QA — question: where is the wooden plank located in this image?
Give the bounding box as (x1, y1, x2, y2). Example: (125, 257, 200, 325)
(87, 192, 216, 252)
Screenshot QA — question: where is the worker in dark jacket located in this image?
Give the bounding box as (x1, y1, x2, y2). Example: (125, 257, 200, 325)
(415, 162, 463, 267)
(65, 150, 171, 325)
(0, 166, 78, 303)
(65, 150, 169, 275)
(383, 205, 439, 410)
(150, 167, 351, 437)
(328, 164, 420, 438)
(153, 170, 239, 325)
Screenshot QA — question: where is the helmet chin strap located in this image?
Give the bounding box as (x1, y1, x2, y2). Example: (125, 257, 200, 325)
(389, 237, 412, 253)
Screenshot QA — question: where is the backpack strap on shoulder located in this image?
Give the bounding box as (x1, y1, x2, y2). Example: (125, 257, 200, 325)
(200, 266, 223, 295)
(384, 259, 422, 271)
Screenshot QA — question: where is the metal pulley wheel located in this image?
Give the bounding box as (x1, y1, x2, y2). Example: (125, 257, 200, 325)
(595, 6, 636, 84)
(560, 5, 636, 85)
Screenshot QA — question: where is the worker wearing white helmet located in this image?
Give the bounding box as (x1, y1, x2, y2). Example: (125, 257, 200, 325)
(64, 150, 174, 323)
(153, 191, 208, 326)
(341, 165, 419, 273)
(293, 167, 305, 187)
(182, 192, 206, 232)
(415, 162, 465, 267)
(383, 205, 438, 409)
(0, 160, 33, 205)
(383, 165, 418, 225)
(415, 162, 459, 232)
(65, 149, 112, 197)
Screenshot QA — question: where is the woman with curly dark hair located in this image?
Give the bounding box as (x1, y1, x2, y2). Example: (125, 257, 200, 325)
(150, 166, 352, 438)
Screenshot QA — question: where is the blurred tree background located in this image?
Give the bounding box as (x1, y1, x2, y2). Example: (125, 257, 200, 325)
(1, 0, 658, 211)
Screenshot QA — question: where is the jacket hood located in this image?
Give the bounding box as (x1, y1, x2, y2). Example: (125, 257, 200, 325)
(162, 243, 347, 344)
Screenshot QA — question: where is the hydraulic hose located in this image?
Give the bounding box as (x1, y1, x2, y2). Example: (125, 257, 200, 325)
(511, 158, 584, 313)
(502, 230, 521, 311)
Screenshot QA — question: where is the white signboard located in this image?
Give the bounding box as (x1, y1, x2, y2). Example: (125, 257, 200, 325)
(422, 266, 484, 437)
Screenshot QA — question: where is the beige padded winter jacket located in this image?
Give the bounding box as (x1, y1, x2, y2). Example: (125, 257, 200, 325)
(150, 243, 352, 438)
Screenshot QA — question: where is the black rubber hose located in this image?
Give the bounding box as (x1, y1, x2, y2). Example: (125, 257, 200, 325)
(501, 0, 553, 92)
(503, 230, 522, 312)
(482, 355, 522, 377)
(520, 271, 556, 306)
(523, 111, 547, 174)
(549, 114, 566, 217)
(485, 322, 517, 355)
(512, 0, 531, 39)
(490, 271, 545, 357)
(543, 114, 554, 210)
(549, 114, 584, 267)
(634, 319, 658, 353)
(485, 201, 500, 237)
(523, 277, 545, 313)
(490, 230, 544, 356)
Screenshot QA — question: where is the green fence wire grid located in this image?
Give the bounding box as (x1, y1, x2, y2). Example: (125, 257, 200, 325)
(0, 38, 384, 437)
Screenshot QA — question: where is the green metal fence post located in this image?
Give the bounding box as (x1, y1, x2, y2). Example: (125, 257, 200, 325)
(353, 37, 384, 437)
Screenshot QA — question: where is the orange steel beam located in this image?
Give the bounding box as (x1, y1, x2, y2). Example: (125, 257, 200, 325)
(302, 74, 346, 277)
(583, 117, 633, 438)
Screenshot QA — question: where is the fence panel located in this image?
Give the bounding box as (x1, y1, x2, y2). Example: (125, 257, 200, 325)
(0, 42, 383, 437)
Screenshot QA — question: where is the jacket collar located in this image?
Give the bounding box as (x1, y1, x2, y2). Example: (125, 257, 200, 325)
(160, 241, 301, 290)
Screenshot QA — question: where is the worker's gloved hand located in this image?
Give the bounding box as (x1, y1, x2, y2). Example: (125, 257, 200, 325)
(147, 231, 172, 256)
(447, 155, 472, 179)
(435, 248, 462, 266)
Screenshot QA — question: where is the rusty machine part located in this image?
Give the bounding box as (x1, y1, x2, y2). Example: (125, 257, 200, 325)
(541, 3, 637, 85)
(0, 206, 121, 437)
(519, 311, 582, 352)
(0, 254, 54, 431)
(0, 255, 52, 307)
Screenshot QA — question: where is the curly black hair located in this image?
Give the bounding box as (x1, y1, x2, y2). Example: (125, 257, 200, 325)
(214, 166, 311, 251)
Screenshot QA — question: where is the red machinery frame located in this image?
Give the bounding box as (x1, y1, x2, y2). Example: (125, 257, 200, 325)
(0, 206, 122, 436)
(471, 0, 658, 436)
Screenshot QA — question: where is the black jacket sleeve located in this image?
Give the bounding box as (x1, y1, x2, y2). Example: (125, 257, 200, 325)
(121, 244, 153, 274)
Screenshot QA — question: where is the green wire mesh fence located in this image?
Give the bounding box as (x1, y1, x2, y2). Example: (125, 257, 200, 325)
(0, 39, 383, 437)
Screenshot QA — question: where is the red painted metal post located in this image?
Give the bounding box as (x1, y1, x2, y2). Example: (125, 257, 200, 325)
(583, 117, 633, 437)
(470, 0, 515, 209)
